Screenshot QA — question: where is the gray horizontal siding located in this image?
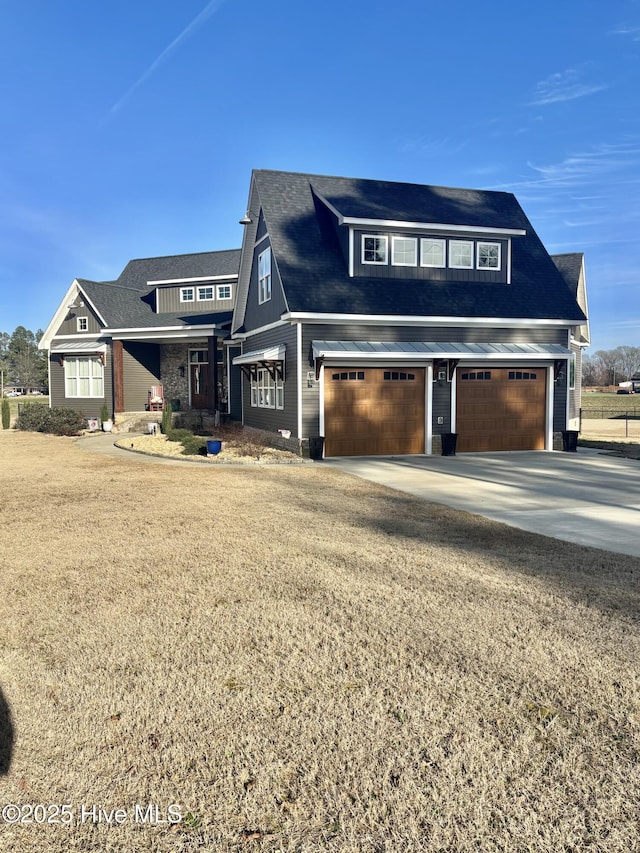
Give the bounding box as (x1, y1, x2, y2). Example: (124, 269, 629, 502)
(49, 348, 113, 420)
(240, 324, 298, 435)
(301, 324, 568, 368)
(123, 343, 160, 411)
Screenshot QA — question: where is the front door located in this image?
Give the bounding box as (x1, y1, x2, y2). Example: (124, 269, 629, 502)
(190, 361, 209, 409)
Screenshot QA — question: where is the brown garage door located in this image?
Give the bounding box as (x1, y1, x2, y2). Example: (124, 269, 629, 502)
(324, 367, 425, 456)
(456, 368, 546, 452)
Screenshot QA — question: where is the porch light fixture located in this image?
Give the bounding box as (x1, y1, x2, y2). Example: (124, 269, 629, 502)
(239, 209, 259, 225)
(179, 365, 186, 378)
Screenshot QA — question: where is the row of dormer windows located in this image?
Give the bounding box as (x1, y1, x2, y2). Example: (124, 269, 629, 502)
(361, 235, 502, 271)
(180, 284, 233, 303)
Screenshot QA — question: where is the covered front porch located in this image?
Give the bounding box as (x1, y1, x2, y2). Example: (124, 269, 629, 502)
(111, 332, 228, 416)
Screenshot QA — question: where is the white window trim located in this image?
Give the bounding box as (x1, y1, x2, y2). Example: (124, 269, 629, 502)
(76, 317, 88, 332)
(420, 238, 446, 268)
(391, 236, 417, 267)
(250, 367, 284, 410)
(180, 287, 195, 303)
(196, 285, 215, 301)
(64, 355, 104, 399)
(477, 242, 501, 271)
(258, 247, 272, 304)
(449, 240, 474, 269)
(217, 284, 232, 300)
(361, 235, 388, 265)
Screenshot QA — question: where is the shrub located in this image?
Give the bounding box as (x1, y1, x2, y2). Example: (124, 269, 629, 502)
(179, 435, 207, 456)
(15, 404, 85, 436)
(1, 398, 9, 430)
(161, 403, 173, 435)
(100, 402, 110, 424)
(164, 428, 193, 443)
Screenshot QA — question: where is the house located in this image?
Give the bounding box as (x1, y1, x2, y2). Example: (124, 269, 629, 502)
(39, 250, 241, 421)
(231, 169, 588, 455)
(40, 168, 589, 456)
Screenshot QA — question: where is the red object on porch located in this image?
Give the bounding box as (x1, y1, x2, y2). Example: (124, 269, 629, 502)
(148, 385, 164, 412)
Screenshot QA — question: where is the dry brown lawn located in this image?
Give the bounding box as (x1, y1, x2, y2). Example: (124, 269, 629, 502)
(0, 430, 639, 852)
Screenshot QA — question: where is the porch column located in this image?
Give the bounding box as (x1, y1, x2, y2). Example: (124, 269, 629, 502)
(112, 340, 125, 413)
(207, 335, 218, 411)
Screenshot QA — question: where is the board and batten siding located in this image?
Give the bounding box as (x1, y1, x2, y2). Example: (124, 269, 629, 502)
(240, 324, 298, 436)
(242, 238, 288, 332)
(49, 346, 114, 419)
(156, 284, 235, 314)
(122, 342, 160, 411)
(56, 310, 102, 337)
(352, 229, 508, 284)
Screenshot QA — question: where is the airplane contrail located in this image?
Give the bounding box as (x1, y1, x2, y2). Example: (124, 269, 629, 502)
(109, 0, 227, 116)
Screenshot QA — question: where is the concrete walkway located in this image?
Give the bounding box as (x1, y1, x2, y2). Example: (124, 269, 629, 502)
(324, 450, 640, 559)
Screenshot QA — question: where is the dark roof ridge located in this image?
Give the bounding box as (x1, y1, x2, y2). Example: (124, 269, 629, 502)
(124, 247, 240, 265)
(254, 168, 516, 199)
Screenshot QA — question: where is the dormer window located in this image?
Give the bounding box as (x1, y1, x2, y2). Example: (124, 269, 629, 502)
(180, 287, 195, 302)
(391, 236, 417, 267)
(420, 239, 446, 268)
(217, 284, 232, 300)
(477, 242, 501, 270)
(76, 317, 88, 332)
(450, 241, 474, 269)
(197, 286, 214, 301)
(362, 235, 388, 265)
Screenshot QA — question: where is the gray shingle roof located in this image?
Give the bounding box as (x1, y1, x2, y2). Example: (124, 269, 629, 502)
(77, 250, 240, 330)
(252, 170, 586, 322)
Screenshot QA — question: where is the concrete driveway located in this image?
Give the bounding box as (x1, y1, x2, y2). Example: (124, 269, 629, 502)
(324, 449, 640, 558)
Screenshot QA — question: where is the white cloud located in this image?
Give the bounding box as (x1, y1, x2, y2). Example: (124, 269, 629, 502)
(530, 68, 606, 106)
(610, 24, 640, 41)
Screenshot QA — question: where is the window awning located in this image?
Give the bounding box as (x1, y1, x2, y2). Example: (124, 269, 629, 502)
(312, 340, 571, 360)
(233, 345, 285, 380)
(51, 341, 107, 353)
(50, 341, 107, 365)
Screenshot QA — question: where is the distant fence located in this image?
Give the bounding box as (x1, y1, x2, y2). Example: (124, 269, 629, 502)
(580, 409, 640, 439)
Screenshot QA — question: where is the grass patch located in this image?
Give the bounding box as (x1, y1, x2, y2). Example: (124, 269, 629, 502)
(0, 430, 639, 851)
(579, 438, 640, 459)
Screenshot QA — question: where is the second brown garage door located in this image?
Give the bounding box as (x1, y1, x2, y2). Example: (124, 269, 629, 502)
(456, 368, 547, 452)
(324, 367, 425, 456)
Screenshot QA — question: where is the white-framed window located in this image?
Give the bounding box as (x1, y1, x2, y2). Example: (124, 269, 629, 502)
(64, 356, 104, 398)
(391, 236, 417, 266)
(180, 287, 195, 302)
(477, 242, 501, 270)
(197, 286, 214, 301)
(420, 238, 446, 268)
(250, 367, 283, 409)
(217, 284, 232, 300)
(258, 247, 272, 304)
(362, 235, 388, 265)
(449, 240, 474, 269)
(76, 317, 88, 332)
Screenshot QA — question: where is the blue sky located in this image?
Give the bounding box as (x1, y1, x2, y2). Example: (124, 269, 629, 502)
(1, 0, 639, 351)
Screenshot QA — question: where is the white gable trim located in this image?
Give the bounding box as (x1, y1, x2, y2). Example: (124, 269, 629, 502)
(39, 280, 107, 350)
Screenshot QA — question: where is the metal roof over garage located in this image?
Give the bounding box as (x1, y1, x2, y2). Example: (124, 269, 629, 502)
(312, 341, 572, 359)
